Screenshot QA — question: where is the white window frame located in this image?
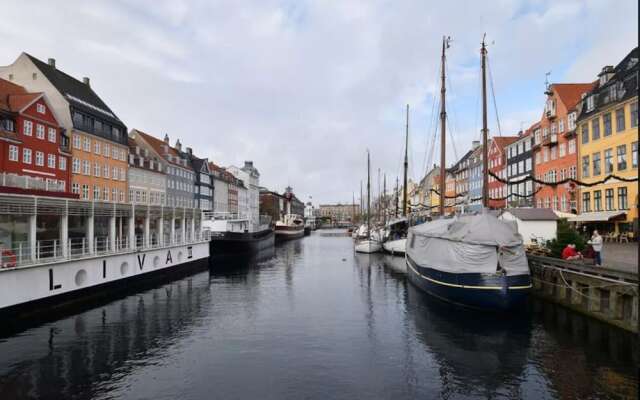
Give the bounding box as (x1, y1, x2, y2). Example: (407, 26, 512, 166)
(47, 154, 56, 168)
(23, 120, 33, 136)
(36, 124, 45, 139)
(35, 151, 44, 166)
(47, 127, 56, 143)
(59, 156, 67, 171)
(8, 145, 18, 161)
(36, 103, 46, 114)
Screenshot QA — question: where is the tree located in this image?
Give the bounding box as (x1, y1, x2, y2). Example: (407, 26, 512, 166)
(545, 218, 586, 257)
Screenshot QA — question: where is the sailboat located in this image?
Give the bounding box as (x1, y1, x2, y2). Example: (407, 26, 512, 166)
(355, 151, 382, 253)
(382, 104, 411, 256)
(406, 36, 531, 311)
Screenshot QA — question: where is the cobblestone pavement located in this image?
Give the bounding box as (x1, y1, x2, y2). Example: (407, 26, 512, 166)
(602, 242, 638, 274)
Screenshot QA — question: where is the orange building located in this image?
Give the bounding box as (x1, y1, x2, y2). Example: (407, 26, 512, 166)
(444, 170, 456, 215)
(533, 83, 594, 212)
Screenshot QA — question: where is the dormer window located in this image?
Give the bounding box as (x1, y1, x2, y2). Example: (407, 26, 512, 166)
(586, 95, 595, 112)
(36, 103, 46, 114)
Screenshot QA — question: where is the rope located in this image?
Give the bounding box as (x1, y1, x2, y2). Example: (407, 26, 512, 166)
(486, 55, 503, 137)
(488, 170, 638, 187)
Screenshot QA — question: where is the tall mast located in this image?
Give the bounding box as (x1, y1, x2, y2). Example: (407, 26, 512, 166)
(377, 168, 381, 221)
(481, 35, 489, 208)
(352, 192, 355, 224)
(403, 104, 409, 217)
(383, 173, 387, 224)
(360, 180, 363, 223)
(367, 151, 371, 239)
(439, 36, 450, 217)
(395, 177, 399, 218)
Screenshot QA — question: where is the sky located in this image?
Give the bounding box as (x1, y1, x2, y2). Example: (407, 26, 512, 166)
(1, 0, 637, 204)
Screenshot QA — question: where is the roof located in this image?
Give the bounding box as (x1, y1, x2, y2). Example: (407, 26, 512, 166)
(568, 211, 627, 223)
(0, 78, 41, 113)
(552, 83, 596, 110)
(501, 208, 558, 221)
(490, 136, 519, 149)
(25, 53, 124, 127)
(127, 136, 165, 174)
(132, 129, 187, 168)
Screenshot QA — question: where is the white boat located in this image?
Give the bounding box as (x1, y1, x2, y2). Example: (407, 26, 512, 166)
(355, 239, 382, 253)
(381, 217, 408, 256)
(274, 214, 305, 241)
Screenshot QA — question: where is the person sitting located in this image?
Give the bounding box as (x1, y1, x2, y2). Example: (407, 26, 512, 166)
(561, 244, 583, 261)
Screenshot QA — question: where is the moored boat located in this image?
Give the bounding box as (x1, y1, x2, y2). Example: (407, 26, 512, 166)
(275, 214, 305, 241)
(382, 217, 408, 256)
(203, 213, 274, 254)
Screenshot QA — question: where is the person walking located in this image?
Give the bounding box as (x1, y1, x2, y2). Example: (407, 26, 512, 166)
(588, 230, 603, 266)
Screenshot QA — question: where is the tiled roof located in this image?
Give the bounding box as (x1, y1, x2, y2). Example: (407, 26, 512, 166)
(491, 136, 519, 149)
(132, 129, 188, 168)
(552, 83, 596, 110)
(0, 78, 40, 113)
(8, 93, 41, 112)
(25, 53, 124, 128)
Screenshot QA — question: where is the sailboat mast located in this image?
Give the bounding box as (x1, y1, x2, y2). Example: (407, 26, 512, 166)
(395, 177, 399, 218)
(383, 173, 387, 224)
(439, 36, 449, 217)
(481, 35, 489, 208)
(377, 168, 381, 221)
(352, 192, 355, 224)
(360, 180, 363, 222)
(403, 104, 409, 217)
(367, 151, 371, 239)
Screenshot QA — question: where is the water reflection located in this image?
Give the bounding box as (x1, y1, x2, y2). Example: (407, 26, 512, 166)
(0, 270, 212, 400)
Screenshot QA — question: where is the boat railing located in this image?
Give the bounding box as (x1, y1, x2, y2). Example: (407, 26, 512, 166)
(202, 211, 247, 221)
(0, 230, 211, 270)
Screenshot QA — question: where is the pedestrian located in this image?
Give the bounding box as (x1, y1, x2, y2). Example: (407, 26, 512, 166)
(561, 243, 583, 261)
(588, 230, 603, 266)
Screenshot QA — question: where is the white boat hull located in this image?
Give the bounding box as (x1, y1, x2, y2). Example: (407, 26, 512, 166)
(355, 240, 382, 254)
(382, 238, 406, 255)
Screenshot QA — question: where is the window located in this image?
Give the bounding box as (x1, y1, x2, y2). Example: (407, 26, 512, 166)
(631, 102, 638, 128)
(543, 127, 549, 138)
(525, 158, 532, 171)
(35, 151, 44, 166)
(561, 194, 567, 211)
(535, 153, 541, 165)
(632, 142, 638, 168)
(568, 139, 576, 154)
(618, 187, 628, 209)
(552, 195, 558, 210)
(94, 186, 100, 200)
(94, 141, 101, 154)
(119, 190, 124, 203)
(592, 152, 601, 176)
(586, 95, 595, 112)
(518, 160, 524, 174)
(569, 166, 577, 179)
(558, 119, 565, 133)
(94, 162, 101, 177)
(617, 145, 627, 170)
(72, 158, 80, 173)
(103, 143, 110, 157)
(37, 103, 46, 114)
(593, 190, 602, 211)
(73, 134, 81, 149)
(582, 192, 591, 212)
(129, 189, 134, 203)
(603, 113, 612, 136)
(103, 165, 109, 178)
(616, 108, 625, 132)
(104, 187, 109, 201)
(8, 145, 18, 161)
(23, 120, 32, 136)
(111, 188, 116, 202)
(81, 184, 89, 200)
(83, 137, 91, 151)
(47, 127, 56, 142)
(82, 160, 90, 175)
(112, 167, 118, 180)
(59, 156, 66, 171)
(550, 147, 557, 160)
(119, 168, 125, 181)
(47, 154, 55, 168)
(36, 124, 45, 139)
(581, 124, 589, 144)
(604, 149, 613, 173)
(72, 183, 80, 194)
(524, 139, 531, 151)
(581, 155, 590, 178)
(605, 189, 614, 210)
(568, 112, 577, 130)
(591, 118, 600, 140)
(559, 143, 566, 157)
(112, 147, 118, 159)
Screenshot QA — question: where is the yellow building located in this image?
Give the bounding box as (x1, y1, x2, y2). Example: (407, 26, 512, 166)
(576, 48, 638, 235)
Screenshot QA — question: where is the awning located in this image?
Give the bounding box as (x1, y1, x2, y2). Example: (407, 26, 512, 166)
(568, 211, 627, 223)
(554, 210, 576, 219)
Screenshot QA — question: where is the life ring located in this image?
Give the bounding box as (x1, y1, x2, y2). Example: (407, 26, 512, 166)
(1, 249, 17, 268)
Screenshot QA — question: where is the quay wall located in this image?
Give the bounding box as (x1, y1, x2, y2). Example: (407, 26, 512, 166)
(528, 255, 638, 333)
(0, 241, 209, 311)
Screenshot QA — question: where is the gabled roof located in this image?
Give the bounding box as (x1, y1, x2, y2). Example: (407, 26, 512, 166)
(25, 53, 124, 127)
(132, 129, 188, 168)
(490, 136, 519, 150)
(551, 83, 596, 110)
(501, 207, 558, 221)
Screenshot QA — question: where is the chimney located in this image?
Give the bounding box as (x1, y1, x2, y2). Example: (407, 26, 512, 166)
(244, 161, 253, 168)
(472, 140, 480, 149)
(163, 133, 170, 144)
(175, 139, 182, 152)
(82, 77, 90, 86)
(48, 58, 56, 69)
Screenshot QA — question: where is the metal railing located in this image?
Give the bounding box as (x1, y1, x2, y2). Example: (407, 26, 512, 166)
(0, 230, 210, 269)
(0, 173, 66, 192)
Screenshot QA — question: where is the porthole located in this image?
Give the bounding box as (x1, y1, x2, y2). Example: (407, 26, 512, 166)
(75, 269, 87, 286)
(120, 261, 129, 276)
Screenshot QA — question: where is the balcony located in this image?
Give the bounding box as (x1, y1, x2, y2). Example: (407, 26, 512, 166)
(0, 173, 66, 193)
(542, 133, 558, 146)
(545, 109, 556, 120)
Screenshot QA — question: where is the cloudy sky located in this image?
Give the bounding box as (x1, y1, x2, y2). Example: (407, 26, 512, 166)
(1, 0, 636, 204)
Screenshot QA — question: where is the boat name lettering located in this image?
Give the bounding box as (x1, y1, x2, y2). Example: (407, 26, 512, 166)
(137, 254, 146, 270)
(166, 250, 173, 264)
(48, 268, 62, 291)
(187, 247, 193, 259)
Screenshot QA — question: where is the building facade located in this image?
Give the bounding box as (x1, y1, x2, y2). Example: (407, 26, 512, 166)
(129, 131, 196, 208)
(127, 137, 166, 206)
(0, 79, 73, 197)
(576, 48, 638, 234)
(533, 83, 594, 212)
(186, 149, 213, 211)
(0, 54, 129, 203)
(318, 203, 360, 222)
(227, 161, 261, 228)
(487, 136, 518, 209)
(467, 144, 484, 212)
(209, 162, 229, 214)
(505, 128, 535, 208)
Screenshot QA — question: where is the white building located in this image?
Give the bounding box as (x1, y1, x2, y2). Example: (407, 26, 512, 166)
(227, 161, 260, 230)
(499, 208, 558, 245)
(127, 138, 166, 206)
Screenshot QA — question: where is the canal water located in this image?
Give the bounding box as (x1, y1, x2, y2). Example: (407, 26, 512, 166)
(0, 230, 637, 399)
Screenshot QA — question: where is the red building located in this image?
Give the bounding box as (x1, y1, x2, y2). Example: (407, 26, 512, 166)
(487, 136, 518, 209)
(0, 78, 74, 197)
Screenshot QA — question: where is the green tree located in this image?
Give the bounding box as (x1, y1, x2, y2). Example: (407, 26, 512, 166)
(546, 218, 586, 257)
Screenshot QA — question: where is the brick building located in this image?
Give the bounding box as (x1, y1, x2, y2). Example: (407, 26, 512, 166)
(487, 136, 518, 209)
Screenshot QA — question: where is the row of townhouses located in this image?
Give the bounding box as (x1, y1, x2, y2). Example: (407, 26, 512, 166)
(410, 47, 638, 235)
(0, 53, 256, 216)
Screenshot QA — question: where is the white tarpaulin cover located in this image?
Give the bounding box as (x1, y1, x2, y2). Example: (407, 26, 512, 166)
(407, 213, 530, 276)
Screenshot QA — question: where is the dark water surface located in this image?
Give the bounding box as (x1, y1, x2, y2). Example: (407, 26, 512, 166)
(0, 230, 637, 399)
